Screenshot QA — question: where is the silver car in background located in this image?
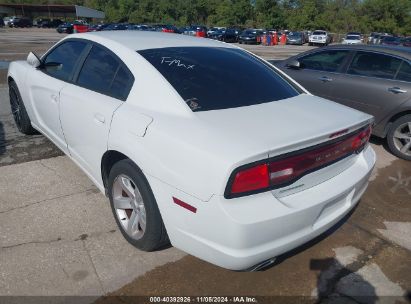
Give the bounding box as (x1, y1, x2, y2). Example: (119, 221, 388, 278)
(275, 45, 411, 160)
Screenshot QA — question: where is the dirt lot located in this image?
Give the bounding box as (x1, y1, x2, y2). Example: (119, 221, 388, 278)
(0, 28, 410, 303)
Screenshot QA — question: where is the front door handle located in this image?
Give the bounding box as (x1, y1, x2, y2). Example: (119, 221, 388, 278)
(388, 87, 407, 94)
(318, 76, 333, 82)
(94, 113, 105, 124)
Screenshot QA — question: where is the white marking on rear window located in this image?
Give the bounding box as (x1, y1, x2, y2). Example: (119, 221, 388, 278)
(161, 57, 195, 69)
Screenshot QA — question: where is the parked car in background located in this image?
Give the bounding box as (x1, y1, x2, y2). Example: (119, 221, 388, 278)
(103, 23, 129, 31)
(207, 27, 225, 36)
(36, 18, 50, 28)
(238, 29, 263, 44)
(37, 19, 63, 28)
(286, 31, 305, 45)
(309, 30, 331, 46)
(342, 34, 363, 45)
(209, 28, 238, 43)
(8, 31, 375, 271)
(3, 16, 11, 27)
(275, 45, 411, 160)
(57, 22, 73, 34)
(9, 17, 32, 28)
(87, 23, 108, 32)
(380, 36, 401, 46)
(402, 37, 411, 47)
(160, 25, 178, 33)
(128, 24, 153, 31)
(368, 32, 379, 44)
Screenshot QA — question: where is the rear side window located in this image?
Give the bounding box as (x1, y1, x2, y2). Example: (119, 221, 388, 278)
(43, 40, 88, 81)
(138, 47, 299, 112)
(299, 50, 349, 72)
(347, 52, 402, 79)
(77, 45, 134, 100)
(396, 61, 411, 82)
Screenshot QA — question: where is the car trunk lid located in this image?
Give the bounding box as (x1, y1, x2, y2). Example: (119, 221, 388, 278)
(196, 94, 373, 197)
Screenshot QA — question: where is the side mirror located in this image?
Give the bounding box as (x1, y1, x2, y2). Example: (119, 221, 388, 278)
(27, 52, 41, 68)
(286, 59, 302, 69)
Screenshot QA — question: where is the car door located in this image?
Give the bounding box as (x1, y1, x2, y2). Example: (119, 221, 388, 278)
(282, 49, 350, 99)
(27, 40, 89, 152)
(327, 51, 411, 124)
(59, 44, 134, 183)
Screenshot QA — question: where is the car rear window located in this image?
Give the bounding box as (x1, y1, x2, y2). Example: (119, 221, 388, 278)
(138, 47, 300, 112)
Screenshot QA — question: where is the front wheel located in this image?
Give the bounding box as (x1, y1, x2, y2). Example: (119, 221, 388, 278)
(387, 115, 411, 161)
(9, 81, 37, 135)
(108, 159, 170, 251)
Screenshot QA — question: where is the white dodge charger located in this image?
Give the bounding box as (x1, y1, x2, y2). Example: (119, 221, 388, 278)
(7, 31, 376, 271)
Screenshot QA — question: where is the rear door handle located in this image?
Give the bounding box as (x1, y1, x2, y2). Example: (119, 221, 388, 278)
(318, 76, 333, 82)
(94, 113, 105, 124)
(388, 87, 407, 94)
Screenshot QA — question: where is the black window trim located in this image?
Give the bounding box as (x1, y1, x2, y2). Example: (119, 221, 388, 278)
(40, 38, 135, 101)
(292, 48, 353, 75)
(73, 41, 135, 102)
(40, 38, 91, 83)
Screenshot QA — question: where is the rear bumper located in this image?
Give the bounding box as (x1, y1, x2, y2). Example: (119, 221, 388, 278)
(148, 146, 376, 270)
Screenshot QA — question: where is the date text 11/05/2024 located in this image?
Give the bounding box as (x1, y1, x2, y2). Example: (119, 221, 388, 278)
(149, 296, 258, 303)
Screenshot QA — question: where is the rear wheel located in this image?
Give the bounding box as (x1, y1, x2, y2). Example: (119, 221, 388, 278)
(9, 81, 36, 135)
(108, 159, 169, 251)
(387, 115, 411, 161)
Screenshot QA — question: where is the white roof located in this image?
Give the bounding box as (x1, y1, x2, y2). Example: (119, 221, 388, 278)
(71, 31, 236, 51)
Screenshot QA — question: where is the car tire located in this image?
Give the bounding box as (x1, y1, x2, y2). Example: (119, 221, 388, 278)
(387, 115, 411, 161)
(108, 159, 170, 251)
(9, 81, 37, 135)
(309, 42, 312, 46)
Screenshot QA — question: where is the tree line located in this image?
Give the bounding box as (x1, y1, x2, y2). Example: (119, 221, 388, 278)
(3, 0, 411, 35)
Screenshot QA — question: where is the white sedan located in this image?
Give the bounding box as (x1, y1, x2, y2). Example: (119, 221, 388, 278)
(342, 35, 363, 44)
(7, 31, 376, 271)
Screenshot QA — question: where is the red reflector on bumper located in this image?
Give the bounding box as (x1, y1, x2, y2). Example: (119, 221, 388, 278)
(173, 197, 197, 213)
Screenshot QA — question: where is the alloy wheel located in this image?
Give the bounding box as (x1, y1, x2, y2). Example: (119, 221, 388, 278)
(393, 122, 411, 157)
(112, 174, 147, 240)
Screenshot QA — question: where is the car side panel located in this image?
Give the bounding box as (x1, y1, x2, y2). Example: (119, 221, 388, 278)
(327, 74, 411, 131)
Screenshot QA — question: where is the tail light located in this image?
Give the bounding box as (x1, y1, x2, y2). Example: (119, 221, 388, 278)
(225, 124, 372, 199)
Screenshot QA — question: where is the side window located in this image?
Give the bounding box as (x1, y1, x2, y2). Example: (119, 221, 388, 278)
(396, 61, 411, 82)
(43, 40, 88, 81)
(299, 50, 349, 72)
(347, 52, 401, 79)
(77, 45, 134, 100)
(110, 66, 134, 100)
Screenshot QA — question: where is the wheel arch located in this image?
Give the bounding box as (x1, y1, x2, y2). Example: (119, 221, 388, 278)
(383, 109, 411, 138)
(8, 76, 15, 84)
(101, 150, 133, 194)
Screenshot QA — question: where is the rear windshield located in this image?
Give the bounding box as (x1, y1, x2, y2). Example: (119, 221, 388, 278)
(138, 47, 300, 112)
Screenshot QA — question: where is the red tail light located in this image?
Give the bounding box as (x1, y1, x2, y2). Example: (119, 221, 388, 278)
(231, 164, 270, 194)
(226, 125, 372, 199)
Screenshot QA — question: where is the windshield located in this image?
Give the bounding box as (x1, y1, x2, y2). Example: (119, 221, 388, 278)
(289, 32, 302, 37)
(313, 31, 326, 35)
(138, 47, 300, 112)
(346, 35, 360, 40)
